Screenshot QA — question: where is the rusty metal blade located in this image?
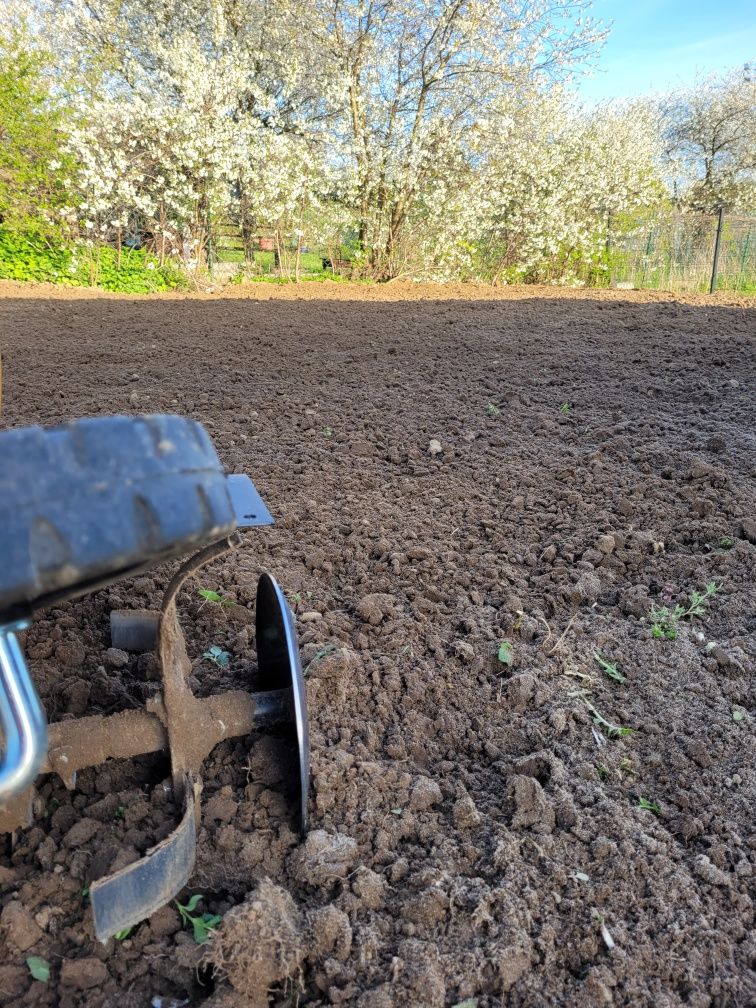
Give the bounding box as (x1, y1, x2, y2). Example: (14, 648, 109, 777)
(90, 777, 199, 942)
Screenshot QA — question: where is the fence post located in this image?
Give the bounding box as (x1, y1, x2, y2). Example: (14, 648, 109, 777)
(709, 207, 725, 293)
(206, 205, 215, 280)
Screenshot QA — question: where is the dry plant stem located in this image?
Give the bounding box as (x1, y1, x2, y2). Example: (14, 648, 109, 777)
(539, 613, 579, 655)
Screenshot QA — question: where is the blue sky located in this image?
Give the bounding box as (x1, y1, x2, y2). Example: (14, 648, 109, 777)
(575, 0, 755, 102)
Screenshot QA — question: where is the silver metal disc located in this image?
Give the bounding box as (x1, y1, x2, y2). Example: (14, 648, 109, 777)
(255, 573, 310, 834)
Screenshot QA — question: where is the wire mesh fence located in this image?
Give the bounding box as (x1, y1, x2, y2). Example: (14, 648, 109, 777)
(608, 212, 755, 294)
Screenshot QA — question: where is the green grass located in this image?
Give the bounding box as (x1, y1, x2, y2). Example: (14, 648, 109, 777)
(216, 248, 328, 273)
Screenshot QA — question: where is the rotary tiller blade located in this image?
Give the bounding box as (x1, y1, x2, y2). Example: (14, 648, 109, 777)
(255, 572, 310, 835)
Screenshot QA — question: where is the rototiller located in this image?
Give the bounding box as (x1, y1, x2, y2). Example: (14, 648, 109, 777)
(0, 414, 309, 940)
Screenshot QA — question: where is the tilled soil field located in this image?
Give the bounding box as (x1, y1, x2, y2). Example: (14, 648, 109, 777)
(0, 280, 754, 1008)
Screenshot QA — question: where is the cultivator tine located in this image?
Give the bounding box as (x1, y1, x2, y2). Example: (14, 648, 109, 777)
(76, 544, 309, 940)
(1, 535, 310, 938)
(91, 776, 200, 941)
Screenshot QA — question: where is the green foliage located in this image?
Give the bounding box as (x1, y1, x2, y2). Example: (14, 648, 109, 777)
(303, 643, 338, 676)
(649, 582, 718, 641)
(176, 894, 222, 944)
(203, 644, 231, 667)
(497, 640, 514, 667)
(637, 797, 661, 815)
(593, 651, 626, 684)
(197, 587, 233, 607)
(558, 402, 571, 415)
(573, 690, 634, 738)
(486, 403, 501, 416)
(114, 927, 133, 940)
(0, 230, 184, 292)
(0, 46, 74, 237)
(26, 957, 50, 983)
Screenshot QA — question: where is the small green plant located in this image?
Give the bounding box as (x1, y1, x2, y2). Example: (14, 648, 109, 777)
(637, 796, 661, 815)
(303, 643, 338, 676)
(486, 403, 500, 417)
(596, 763, 609, 781)
(497, 640, 514, 667)
(114, 927, 133, 940)
(718, 536, 734, 549)
(732, 706, 747, 723)
(290, 592, 303, 605)
(26, 957, 50, 983)
(202, 644, 231, 667)
(115, 805, 126, 820)
(559, 402, 571, 415)
(573, 690, 633, 738)
(595, 912, 615, 950)
(649, 582, 719, 640)
(618, 757, 637, 777)
(321, 426, 333, 437)
(198, 587, 233, 608)
(593, 651, 626, 684)
(176, 894, 222, 944)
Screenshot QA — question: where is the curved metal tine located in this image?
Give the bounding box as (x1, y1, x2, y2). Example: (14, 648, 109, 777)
(0, 623, 48, 806)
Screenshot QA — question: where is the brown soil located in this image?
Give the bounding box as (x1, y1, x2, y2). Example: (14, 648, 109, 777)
(0, 280, 754, 1008)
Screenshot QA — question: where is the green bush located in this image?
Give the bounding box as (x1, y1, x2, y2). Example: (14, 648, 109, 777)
(0, 46, 75, 238)
(0, 230, 186, 292)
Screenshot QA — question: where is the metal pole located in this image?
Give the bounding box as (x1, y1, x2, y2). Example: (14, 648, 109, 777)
(709, 207, 725, 293)
(0, 621, 47, 804)
(206, 205, 214, 279)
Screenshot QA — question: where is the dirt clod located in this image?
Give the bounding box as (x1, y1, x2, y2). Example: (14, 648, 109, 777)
(356, 594, 396, 625)
(308, 905, 352, 960)
(206, 878, 305, 1007)
(408, 777, 443, 812)
(510, 775, 555, 833)
(103, 647, 129, 668)
(0, 901, 43, 952)
(289, 830, 358, 887)
(60, 957, 108, 990)
(453, 795, 482, 830)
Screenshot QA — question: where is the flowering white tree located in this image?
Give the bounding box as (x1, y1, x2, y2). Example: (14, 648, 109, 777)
(317, 88, 662, 282)
(302, 0, 608, 275)
(473, 92, 663, 282)
(7, 0, 738, 286)
(661, 66, 756, 213)
(35, 0, 333, 268)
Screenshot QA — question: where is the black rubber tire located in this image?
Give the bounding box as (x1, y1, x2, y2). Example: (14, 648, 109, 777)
(0, 414, 236, 618)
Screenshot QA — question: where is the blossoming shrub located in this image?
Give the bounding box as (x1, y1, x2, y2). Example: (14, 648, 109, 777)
(0, 231, 185, 292)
